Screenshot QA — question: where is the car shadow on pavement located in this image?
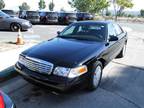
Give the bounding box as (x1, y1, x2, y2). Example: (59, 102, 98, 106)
(0, 29, 27, 32)
(10, 64, 144, 108)
(0, 66, 18, 82)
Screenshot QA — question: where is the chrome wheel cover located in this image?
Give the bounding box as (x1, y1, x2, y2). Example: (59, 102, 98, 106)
(123, 44, 126, 56)
(93, 65, 102, 87)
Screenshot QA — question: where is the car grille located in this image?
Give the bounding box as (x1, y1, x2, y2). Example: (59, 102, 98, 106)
(19, 56, 53, 74)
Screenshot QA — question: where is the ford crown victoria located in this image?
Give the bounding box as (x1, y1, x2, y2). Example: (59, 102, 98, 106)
(15, 21, 127, 91)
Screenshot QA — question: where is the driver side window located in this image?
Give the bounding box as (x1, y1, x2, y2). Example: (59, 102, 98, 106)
(61, 26, 75, 36)
(108, 24, 117, 37)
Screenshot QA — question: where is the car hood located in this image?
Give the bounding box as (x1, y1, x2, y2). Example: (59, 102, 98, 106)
(22, 38, 105, 67)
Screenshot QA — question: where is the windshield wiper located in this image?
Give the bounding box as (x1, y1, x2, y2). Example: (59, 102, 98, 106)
(58, 36, 75, 39)
(58, 36, 89, 41)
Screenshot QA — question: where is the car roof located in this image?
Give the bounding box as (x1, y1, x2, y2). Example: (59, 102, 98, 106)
(1, 9, 13, 11)
(74, 20, 114, 25)
(77, 12, 90, 14)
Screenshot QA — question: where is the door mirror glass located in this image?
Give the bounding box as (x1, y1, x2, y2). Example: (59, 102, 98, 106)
(0, 16, 3, 19)
(57, 31, 61, 35)
(109, 35, 118, 41)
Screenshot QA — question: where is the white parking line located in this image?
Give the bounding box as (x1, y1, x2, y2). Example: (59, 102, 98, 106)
(24, 35, 40, 39)
(27, 29, 34, 33)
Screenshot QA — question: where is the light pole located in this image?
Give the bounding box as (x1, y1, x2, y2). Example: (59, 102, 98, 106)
(52, 0, 53, 4)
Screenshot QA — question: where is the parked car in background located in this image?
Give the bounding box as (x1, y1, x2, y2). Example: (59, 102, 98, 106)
(1, 9, 17, 18)
(19, 11, 40, 24)
(58, 12, 77, 25)
(0, 10, 32, 31)
(0, 90, 16, 108)
(39, 11, 58, 24)
(76, 12, 94, 21)
(15, 21, 127, 91)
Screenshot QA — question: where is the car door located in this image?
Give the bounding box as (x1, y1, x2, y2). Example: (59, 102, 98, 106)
(113, 23, 127, 53)
(0, 14, 5, 29)
(102, 23, 120, 62)
(0, 12, 9, 29)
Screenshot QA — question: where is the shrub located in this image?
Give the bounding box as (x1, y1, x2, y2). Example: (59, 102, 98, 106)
(140, 9, 144, 17)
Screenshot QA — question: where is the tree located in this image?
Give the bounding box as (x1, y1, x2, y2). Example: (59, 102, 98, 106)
(140, 9, 144, 17)
(111, 0, 133, 20)
(39, 0, 46, 10)
(0, 0, 5, 9)
(49, 2, 55, 11)
(90, 0, 109, 14)
(19, 2, 30, 11)
(117, 0, 133, 16)
(68, 0, 92, 12)
(60, 7, 66, 12)
(68, 0, 109, 13)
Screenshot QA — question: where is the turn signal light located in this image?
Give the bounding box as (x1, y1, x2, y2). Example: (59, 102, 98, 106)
(0, 94, 5, 108)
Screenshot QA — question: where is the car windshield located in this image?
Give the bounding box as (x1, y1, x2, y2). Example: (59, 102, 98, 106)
(2, 10, 14, 15)
(60, 13, 76, 17)
(59, 23, 107, 41)
(0, 11, 10, 17)
(39, 12, 46, 16)
(47, 12, 57, 17)
(27, 11, 39, 16)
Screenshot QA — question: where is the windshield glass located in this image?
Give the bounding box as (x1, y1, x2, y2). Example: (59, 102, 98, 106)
(59, 23, 107, 41)
(27, 11, 39, 16)
(47, 12, 58, 17)
(0, 11, 10, 17)
(2, 10, 14, 15)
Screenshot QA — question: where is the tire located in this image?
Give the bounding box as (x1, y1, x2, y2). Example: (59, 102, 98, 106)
(87, 61, 103, 91)
(117, 44, 126, 58)
(10, 23, 21, 32)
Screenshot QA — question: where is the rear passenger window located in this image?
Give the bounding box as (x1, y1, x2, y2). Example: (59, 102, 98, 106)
(108, 24, 117, 37)
(113, 24, 123, 35)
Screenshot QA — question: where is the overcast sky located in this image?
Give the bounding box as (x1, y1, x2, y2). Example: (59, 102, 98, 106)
(3, 0, 143, 11)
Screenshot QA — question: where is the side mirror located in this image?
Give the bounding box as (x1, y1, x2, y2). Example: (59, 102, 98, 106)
(57, 31, 61, 35)
(109, 35, 118, 41)
(0, 16, 3, 19)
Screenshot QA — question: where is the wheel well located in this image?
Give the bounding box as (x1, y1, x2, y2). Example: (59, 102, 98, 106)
(11, 22, 18, 25)
(125, 40, 127, 44)
(10, 22, 21, 30)
(97, 58, 106, 68)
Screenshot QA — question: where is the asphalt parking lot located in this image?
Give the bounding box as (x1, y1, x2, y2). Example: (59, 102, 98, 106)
(0, 22, 144, 108)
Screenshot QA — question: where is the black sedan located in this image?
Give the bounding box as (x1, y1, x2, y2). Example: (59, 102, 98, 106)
(0, 91, 15, 108)
(76, 12, 94, 21)
(39, 11, 58, 24)
(15, 21, 127, 91)
(0, 11, 32, 31)
(58, 12, 77, 25)
(19, 11, 40, 24)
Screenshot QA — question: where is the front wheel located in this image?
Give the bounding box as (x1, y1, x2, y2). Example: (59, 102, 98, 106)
(10, 23, 21, 32)
(87, 61, 103, 91)
(117, 44, 126, 58)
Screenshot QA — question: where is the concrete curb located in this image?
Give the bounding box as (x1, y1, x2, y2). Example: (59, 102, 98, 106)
(0, 66, 18, 82)
(0, 43, 37, 82)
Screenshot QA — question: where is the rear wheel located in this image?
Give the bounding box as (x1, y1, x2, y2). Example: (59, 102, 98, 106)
(10, 23, 21, 32)
(87, 61, 103, 91)
(117, 44, 126, 58)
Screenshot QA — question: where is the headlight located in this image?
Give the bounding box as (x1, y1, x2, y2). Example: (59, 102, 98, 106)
(53, 65, 87, 78)
(18, 55, 25, 65)
(22, 21, 30, 25)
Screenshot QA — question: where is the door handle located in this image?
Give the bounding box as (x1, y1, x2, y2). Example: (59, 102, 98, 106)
(105, 42, 109, 46)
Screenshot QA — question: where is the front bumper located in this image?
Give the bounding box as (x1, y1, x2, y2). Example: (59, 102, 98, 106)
(15, 62, 86, 91)
(47, 19, 58, 24)
(28, 19, 40, 24)
(22, 23, 32, 30)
